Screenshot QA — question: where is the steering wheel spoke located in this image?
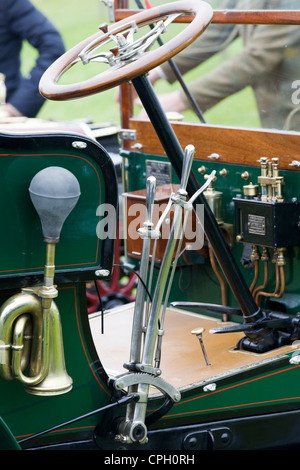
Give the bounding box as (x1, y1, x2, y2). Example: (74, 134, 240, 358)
(78, 20, 139, 65)
(80, 13, 180, 71)
(39, 0, 213, 100)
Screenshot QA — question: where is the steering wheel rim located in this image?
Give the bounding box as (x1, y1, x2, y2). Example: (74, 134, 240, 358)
(39, 0, 213, 101)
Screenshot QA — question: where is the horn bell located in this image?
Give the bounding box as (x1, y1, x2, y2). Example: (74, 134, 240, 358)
(0, 289, 72, 396)
(24, 299, 73, 396)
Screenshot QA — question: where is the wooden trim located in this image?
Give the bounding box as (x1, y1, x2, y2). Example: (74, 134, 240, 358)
(126, 118, 300, 171)
(115, 9, 300, 25)
(213, 10, 300, 24)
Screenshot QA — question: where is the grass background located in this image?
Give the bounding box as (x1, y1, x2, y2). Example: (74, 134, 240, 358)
(24, 0, 117, 124)
(23, 0, 260, 128)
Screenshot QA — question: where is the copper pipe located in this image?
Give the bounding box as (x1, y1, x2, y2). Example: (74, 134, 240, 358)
(208, 244, 228, 321)
(249, 259, 259, 293)
(253, 247, 270, 300)
(256, 264, 285, 306)
(253, 261, 269, 303)
(278, 266, 285, 297)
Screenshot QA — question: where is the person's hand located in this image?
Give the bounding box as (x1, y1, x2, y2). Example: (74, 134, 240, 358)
(147, 68, 163, 86)
(136, 89, 186, 119)
(3, 103, 23, 117)
(115, 67, 162, 105)
(0, 103, 24, 121)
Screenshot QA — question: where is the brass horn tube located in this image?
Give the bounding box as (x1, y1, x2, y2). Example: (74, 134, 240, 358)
(24, 298, 72, 396)
(43, 242, 56, 287)
(0, 288, 72, 395)
(0, 291, 45, 383)
(12, 295, 51, 386)
(12, 314, 32, 373)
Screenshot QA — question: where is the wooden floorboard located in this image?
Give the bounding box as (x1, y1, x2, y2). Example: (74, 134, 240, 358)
(89, 304, 294, 392)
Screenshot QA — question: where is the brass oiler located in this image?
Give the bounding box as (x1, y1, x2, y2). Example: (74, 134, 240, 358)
(243, 182, 259, 198)
(203, 174, 223, 224)
(0, 167, 80, 395)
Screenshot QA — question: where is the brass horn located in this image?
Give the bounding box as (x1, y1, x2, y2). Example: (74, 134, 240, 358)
(0, 167, 80, 395)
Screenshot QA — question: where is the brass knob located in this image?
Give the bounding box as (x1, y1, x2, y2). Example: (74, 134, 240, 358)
(198, 165, 206, 174)
(241, 171, 249, 180)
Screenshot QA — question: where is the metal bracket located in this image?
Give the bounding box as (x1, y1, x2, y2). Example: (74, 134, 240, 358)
(119, 129, 137, 141)
(208, 153, 220, 160)
(101, 0, 115, 22)
(183, 427, 233, 450)
(109, 372, 181, 403)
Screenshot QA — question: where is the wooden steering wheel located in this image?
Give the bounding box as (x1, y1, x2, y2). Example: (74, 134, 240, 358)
(39, 0, 212, 101)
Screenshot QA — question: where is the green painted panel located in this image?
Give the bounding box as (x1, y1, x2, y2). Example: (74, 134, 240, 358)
(0, 417, 21, 450)
(0, 133, 118, 287)
(0, 283, 110, 445)
(122, 150, 300, 316)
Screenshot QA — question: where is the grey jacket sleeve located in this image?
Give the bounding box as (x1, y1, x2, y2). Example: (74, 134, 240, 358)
(161, 21, 299, 113)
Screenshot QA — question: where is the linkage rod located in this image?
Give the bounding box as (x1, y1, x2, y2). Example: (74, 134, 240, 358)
(132, 74, 261, 321)
(18, 393, 139, 445)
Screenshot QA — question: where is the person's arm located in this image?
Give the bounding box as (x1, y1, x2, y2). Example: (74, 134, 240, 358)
(6, 0, 65, 117)
(179, 22, 299, 112)
(158, 22, 238, 84)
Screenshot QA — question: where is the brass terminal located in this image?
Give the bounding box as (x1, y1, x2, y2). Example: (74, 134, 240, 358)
(241, 171, 249, 180)
(198, 165, 206, 174)
(258, 157, 284, 202)
(219, 168, 227, 177)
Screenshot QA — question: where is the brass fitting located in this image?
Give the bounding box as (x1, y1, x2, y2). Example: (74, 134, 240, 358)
(257, 157, 284, 202)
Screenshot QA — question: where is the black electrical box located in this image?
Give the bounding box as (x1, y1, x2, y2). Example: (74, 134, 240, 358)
(234, 198, 300, 247)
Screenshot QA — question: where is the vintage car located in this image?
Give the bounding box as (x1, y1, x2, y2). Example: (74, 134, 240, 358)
(1, 0, 300, 451)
